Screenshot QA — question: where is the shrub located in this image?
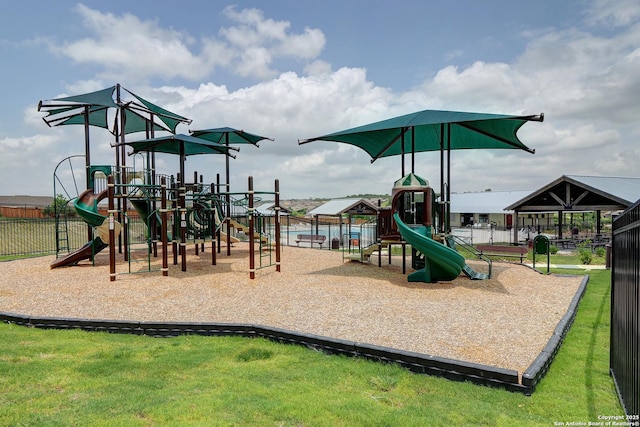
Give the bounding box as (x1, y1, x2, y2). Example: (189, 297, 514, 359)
(595, 246, 606, 258)
(577, 240, 593, 265)
(549, 245, 559, 254)
(42, 194, 74, 218)
(578, 249, 593, 265)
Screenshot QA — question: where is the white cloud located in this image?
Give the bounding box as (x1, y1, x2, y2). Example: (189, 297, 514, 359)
(515, 21, 640, 121)
(51, 4, 219, 82)
(0, 134, 56, 152)
(304, 60, 332, 76)
(219, 6, 325, 79)
(425, 62, 525, 112)
(47, 4, 325, 84)
(18, 2, 640, 199)
(584, 0, 640, 27)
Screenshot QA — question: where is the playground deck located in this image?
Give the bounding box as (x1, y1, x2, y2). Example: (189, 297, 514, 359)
(0, 244, 583, 384)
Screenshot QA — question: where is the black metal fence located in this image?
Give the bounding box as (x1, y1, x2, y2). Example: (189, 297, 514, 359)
(0, 218, 67, 257)
(279, 215, 377, 249)
(0, 215, 370, 258)
(611, 199, 640, 417)
(0, 217, 147, 258)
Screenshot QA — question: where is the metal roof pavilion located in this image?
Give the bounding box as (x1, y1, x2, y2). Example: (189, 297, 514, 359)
(307, 198, 379, 216)
(506, 175, 640, 212)
(505, 174, 640, 239)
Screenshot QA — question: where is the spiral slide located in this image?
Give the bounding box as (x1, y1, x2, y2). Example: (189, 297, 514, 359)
(393, 213, 466, 283)
(50, 189, 117, 268)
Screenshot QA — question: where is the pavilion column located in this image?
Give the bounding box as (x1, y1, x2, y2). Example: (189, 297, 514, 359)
(558, 210, 563, 238)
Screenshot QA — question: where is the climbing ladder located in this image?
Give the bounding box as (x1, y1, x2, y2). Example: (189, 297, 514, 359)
(254, 210, 277, 269)
(54, 202, 71, 255)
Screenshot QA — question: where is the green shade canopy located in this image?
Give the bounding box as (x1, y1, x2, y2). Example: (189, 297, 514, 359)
(299, 109, 543, 161)
(41, 86, 117, 109)
(129, 91, 191, 135)
(37, 86, 117, 130)
(38, 84, 191, 135)
(122, 133, 239, 182)
(189, 127, 273, 192)
(299, 108, 544, 233)
(124, 133, 238, 157)
(190, 127, 273, 146)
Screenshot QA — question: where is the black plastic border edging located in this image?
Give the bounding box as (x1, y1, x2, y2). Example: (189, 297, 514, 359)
(1, 311, 526, 393)
(521, 275, 590, 391)
(1, 275, 588, 396)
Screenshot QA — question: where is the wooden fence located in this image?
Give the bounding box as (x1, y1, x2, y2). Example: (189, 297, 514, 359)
(0, 206, 47, 219)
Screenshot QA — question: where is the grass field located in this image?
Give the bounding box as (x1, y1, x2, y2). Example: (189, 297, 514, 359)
(0, 268, 622, 426)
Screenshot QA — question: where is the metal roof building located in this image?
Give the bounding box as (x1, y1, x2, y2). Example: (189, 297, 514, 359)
(307, 198, 378, 216)
(506, 174, 640, 238)
(450, 190, 532, 214)
(447, 190, 533, 229)
(506, 175, 640, 212)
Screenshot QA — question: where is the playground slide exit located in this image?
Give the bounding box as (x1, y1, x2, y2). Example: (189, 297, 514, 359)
(393, 213, 465, 282)
(50, 189, 112, 269)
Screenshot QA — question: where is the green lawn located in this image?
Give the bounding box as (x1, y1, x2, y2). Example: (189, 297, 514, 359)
(0, 269, 623, 426)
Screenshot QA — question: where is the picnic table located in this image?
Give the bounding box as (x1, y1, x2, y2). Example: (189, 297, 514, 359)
(475, 245, 528, 263)
(295, 234, 326, 248)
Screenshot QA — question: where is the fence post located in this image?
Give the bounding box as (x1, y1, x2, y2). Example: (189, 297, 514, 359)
(248, 176, 255, 279)
(108, 175, 116, 282)
(275, 179, 281, 272)
(179, 182, 187, 272)
(161, 177, 168, 277)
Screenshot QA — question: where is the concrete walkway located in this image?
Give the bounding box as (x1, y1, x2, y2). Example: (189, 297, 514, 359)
(525, 263, 608, 271)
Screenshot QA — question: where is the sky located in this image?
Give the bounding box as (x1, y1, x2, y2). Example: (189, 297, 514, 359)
(1, 0, 639, 200)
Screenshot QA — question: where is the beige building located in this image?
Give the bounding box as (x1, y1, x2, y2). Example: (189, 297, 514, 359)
(449, 190, 533, 230)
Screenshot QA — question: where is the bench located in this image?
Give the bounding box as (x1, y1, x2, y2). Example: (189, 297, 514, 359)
(295, 234, 326, 248)
(476, 245, 528, 263)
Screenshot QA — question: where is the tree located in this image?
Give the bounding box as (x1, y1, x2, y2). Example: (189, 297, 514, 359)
(43, 194, 74, 218)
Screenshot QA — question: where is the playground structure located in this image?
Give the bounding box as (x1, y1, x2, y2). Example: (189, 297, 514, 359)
(51, 156, 495, 284)
(41, 86, 539, 285)
(51, 158, 281, 280)
(300, 108, 543, 283)
(38, 84, 284, 280)
(346, 173, 492, 281)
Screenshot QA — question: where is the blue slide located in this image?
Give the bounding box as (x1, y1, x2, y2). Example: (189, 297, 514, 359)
(393, 213, 466, 282)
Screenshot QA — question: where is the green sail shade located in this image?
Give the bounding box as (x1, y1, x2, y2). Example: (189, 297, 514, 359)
(300, 109, 543, 161)
(190, 127, 273, 146)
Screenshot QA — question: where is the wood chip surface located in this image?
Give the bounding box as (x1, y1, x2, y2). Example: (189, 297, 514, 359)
(0, 243, 583, 379)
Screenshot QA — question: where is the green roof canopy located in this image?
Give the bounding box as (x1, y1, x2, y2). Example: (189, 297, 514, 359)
(38, 86, 117, 129)
(190, 127, 273, 146)
(299, 109, 543, 161)
(129, 91, 192, 135)
(45, 86, 118, 108)
(124, 134, 238, 157)
(299, 108, 544, 233)
(39, 84, 193, 189)
(393, 173, 430, 189)
(189, 127, 273, 192)
(122, 133, 239, 182)
(38, 84, 191, 135)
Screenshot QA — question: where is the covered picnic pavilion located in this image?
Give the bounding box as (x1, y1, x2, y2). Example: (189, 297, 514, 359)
(505, 174, 640, 246)
(307, 198, 379, 246)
